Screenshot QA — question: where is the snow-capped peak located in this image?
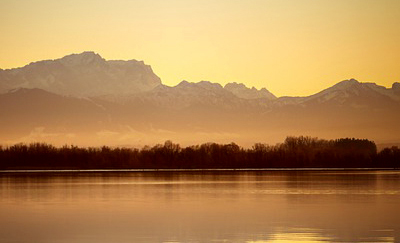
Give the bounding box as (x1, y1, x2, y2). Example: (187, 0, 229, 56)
(329, 78, 360, 90)
(0, 52, 162, 96)
(306, 78, 400, 104)
(224, 82, 276, 100)
(59, 51, 105, 66)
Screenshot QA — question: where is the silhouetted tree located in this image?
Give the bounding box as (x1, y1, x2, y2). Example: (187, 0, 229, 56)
(0, 136, 398, 170)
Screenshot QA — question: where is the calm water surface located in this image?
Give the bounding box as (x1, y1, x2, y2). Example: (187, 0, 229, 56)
(0, 170, 399, 242)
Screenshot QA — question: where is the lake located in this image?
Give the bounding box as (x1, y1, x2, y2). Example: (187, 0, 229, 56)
(0, 170, 399, 242)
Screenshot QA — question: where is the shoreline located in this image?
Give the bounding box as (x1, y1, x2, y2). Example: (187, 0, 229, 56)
(0, 168, 398, 173)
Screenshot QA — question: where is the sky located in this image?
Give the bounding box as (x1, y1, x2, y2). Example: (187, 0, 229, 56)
(1, 0, 400, 96)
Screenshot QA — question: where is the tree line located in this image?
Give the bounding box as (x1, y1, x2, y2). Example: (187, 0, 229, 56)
(0, 136, 399, 170)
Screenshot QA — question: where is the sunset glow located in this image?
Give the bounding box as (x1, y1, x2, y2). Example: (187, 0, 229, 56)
(1, 2, 400, 242)
(1, 0, 400, 96)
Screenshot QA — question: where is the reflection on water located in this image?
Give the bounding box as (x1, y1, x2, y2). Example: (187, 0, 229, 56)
(0, 171, 399, 242)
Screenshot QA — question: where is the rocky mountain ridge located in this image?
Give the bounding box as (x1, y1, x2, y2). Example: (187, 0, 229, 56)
(0, 52, 162, 97)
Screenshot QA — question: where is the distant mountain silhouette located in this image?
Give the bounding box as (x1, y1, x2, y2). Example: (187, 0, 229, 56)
(274, 79, 400, 106)
(0, 53, 399, 146)
(224, 82, 276, 100)
(0, 52, 162, 96)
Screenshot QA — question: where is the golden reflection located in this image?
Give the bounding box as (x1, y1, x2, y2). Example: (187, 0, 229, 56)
(247, 227, 332, 242)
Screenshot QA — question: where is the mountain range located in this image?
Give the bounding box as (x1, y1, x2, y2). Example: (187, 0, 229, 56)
(1, 52, 399, 147)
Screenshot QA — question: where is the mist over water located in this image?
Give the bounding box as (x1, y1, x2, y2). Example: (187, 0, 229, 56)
(0, 170, 399, 242)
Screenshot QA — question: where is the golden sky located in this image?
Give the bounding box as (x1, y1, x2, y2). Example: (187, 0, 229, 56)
(1, 0, 399, 96)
